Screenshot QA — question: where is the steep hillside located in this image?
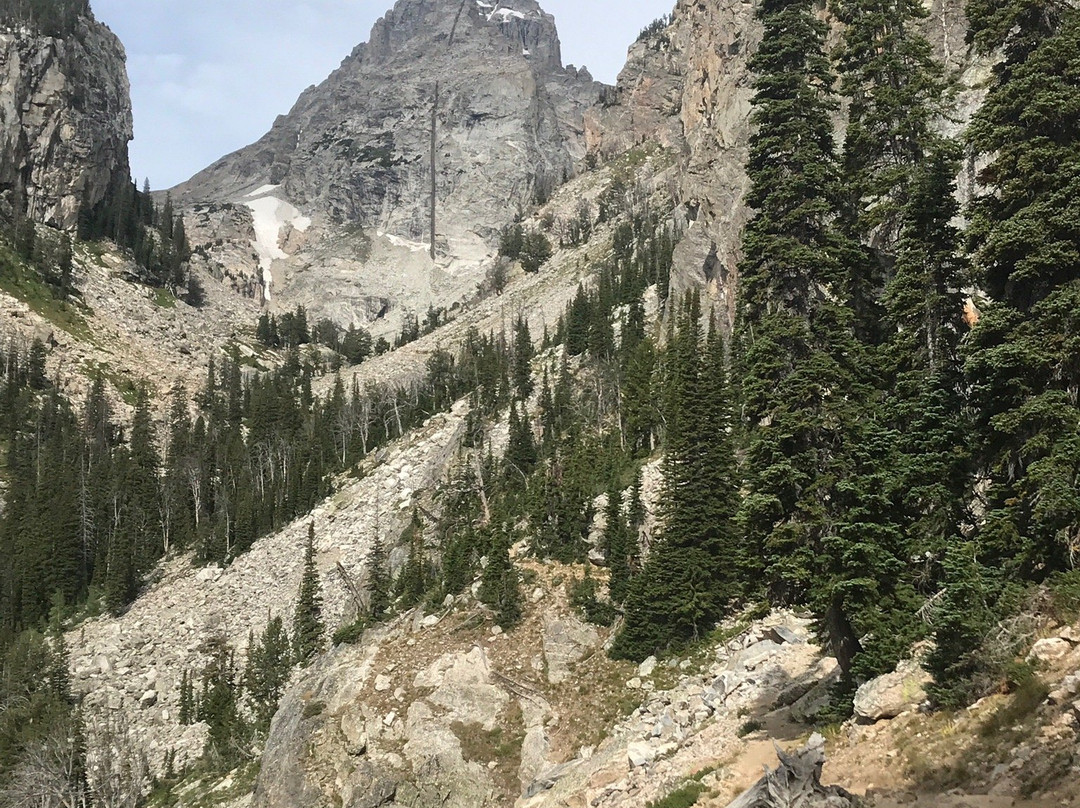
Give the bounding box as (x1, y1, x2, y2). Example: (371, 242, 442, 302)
(4, 1, 1080, 808)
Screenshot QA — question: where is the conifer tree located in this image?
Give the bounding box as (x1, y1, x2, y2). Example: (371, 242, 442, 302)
(611, 301, 741, 660)
(505, 401, 537, 484)
(479, 529, 523, 628)
(963, 1, 1080, 578)
(602, 484, 631, 605)
(734, 0, 878, 676)
(924, 543, 995, 708)
(512, 316, 534, 400)
(366, 535, 390, 621)
(292, 523, 324, 665)
(198, 633, 244, 765)
(245, 615, 292, 732)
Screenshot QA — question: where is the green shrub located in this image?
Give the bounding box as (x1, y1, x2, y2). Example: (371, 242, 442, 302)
(646, 781, 705, 808)
(737, 719, 764, 737)
(332, 617, 368, 646)
(569, 573, 617, 627)
(302, 699, 325, 720)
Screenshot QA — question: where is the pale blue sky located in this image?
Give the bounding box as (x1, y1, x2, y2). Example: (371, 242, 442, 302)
(91, 0, 674, 190)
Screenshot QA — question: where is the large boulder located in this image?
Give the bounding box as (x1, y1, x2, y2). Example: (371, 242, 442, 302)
(542, 613, 599, 685)
(854, 658, 931, 722)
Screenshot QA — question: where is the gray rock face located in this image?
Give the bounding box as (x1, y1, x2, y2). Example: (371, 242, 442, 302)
(171, 0, 604, 332)
(586, 0, 991, 331)
(853, 657, 932, 722)
(0, 14, 132, 228)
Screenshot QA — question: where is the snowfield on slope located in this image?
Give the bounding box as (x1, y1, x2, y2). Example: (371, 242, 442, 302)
(242, 191, 311, 301)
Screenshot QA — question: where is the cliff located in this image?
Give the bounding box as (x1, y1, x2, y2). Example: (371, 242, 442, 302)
(0, 11, 132, 229)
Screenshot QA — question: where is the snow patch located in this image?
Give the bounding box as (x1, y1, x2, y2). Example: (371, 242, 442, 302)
(377, 231, 430, 254)
(242, 196, 310, 301)
(489, 7, 527, 22)
(245, 184, 281, 198)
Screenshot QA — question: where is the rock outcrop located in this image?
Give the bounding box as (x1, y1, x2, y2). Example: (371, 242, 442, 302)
(853, 658, 932, 722)
(0, 12, 132, 228)
(171, 0, 605, 334)
(586, 0, 991, 330)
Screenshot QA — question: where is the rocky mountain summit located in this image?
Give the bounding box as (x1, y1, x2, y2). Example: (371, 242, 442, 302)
(172, 0, 605, 335)
(0, 10, 132, 228)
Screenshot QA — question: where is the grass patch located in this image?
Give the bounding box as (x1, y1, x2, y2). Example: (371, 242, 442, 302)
(646, 781, 705, 808)
(152, 287, 177, 308)
(901, 671, 1051, 793)
(302, 699, 326, 720)
(978, 670, 1048, 738)
(145, 759, 261, 808)
(332, 617, 368, 645)
(451, 701, 524, 798)
(85, 360, 142, 406)
(0, 242, 94, 341)
(738, 719, 764, 737)
(560, 653, 640, 750)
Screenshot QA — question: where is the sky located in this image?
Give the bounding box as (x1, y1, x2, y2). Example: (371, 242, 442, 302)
(90, 0, 674, 191)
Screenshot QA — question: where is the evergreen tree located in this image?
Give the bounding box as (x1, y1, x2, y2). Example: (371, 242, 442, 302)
(245, 615, 292, 732)
(612, 302, 741, 659)
(512, 316, 534, 400)
(924, 543, 995, 708)
(962, 2, 1080, 579)
(733, 0, 885, 677)
(602, 484, 631, 605)
(505, 401, 537, 483)
(198, 633, 244, 766)
(479, 528, 523, 628)
(366, 535, 390, 621)
(292, 523, 324, 665)
(833, 0, 947, 337)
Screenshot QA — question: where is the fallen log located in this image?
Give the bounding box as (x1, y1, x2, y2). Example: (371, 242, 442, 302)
(726, 734, 857, 808)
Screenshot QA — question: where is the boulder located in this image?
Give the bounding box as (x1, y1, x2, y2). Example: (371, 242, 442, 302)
(542, 614, 599, 685)
(627, 742, 656, 768)
(637, 656, 658, 678)
(766, 625, 805, 645)
(854, 658, 931, 721)
(1029, 637, 1072, 663)
(727, 640, 781, 673)
(139, 690, 158, 709)
(1058, 625, 1080, 645)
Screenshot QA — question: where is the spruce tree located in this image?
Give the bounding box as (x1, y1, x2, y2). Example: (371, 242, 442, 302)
(602, 485, 631, 605)
(833, 0, 948, 341)
(245, 615, 292, 732)
(512, 316, 534, 400)
(479, 529, 523, 628)
(734, 0, 878, 676)
(963, 3, 1080, 578)
(505, 401, 537, 483)
(366, 535, 390, 620)
(292, 523, 324, 665)
(611, 301, 741, 660)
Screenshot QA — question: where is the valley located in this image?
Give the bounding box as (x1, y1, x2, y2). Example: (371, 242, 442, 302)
(1, 0, 1079, 807)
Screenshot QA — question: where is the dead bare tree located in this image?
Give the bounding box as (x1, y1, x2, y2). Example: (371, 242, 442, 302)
(1, 721, 90, 808)
(725, 736, 855, 808)
(84, 713, 149, 808)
